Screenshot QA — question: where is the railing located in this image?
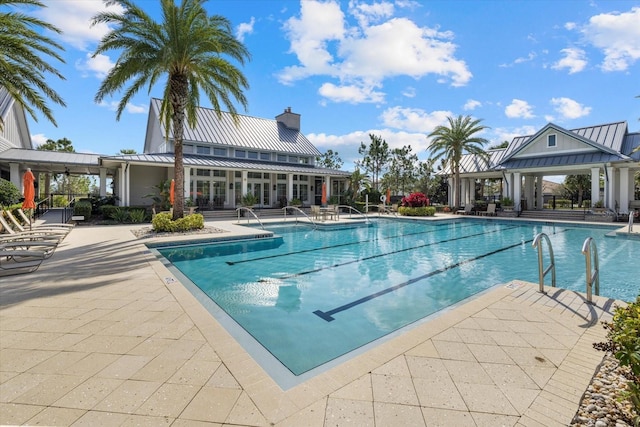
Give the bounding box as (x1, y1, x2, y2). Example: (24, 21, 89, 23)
(282, 206, 317, 228)
(629, 209, 634, 233)
(235, 207, 265, 230)
(336, 205, 369, 223)
(532, 233, 556, 293)
(581, 237, 600, 304)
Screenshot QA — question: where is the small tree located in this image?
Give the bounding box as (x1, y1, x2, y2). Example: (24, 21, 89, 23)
(357, 134, 390, 191)
(316, 149, 343, 169)
(0, 178, 21, 206)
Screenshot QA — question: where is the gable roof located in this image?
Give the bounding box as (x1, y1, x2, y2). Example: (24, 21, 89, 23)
(0, 87, 33, 151)
(145, 99, 321, 157)
(500, 121, 627, 164)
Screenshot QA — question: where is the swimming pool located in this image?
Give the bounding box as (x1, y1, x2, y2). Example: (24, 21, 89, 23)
(154, 218, 639, 384)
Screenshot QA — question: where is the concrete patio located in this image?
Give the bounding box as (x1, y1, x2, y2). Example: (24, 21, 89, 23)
(0, 217, 624, 426)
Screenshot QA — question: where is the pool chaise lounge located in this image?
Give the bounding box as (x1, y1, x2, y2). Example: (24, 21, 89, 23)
(0, 245, 49, 276)
(0, 214, 67, 244)
(5, 210, 73, 237)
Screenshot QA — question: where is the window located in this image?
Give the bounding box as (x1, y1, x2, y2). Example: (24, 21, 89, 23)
(289, 156, 298, 164)
(196, 146, 210, 155)
(213, 147, 227, 156)
(299, 157, 309, 164)
(277, 154, 287, 162)
(547, 134, 557, 147)
(196, 169, 211, 176)
(277, 174, 286, 180)
(247, 151, 258, 160)
(260, 152, 271, 161)
(212, 170, 225, 177)
(235, 150, 246, 158)
(235, 171, 242, 178)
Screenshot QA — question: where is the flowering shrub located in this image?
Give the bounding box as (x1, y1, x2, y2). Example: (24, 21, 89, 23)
(398, 206, 436, 216)
(401, 192, 429, 207)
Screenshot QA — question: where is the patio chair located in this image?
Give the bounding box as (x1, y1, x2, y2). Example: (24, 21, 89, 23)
(0, 245, 48, 276)
(310, 205, 321, 220)
(0, 240, 57, 259)
(480, 203, 497, 216)
(0, 215, 65, 244)
(456, 204, 474, 215)
(5, 210, 71, 237)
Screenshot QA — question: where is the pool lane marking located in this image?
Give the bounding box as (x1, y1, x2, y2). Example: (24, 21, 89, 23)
(226, 222, 485, 266)
(264, 225, 522, 281)
(313, 228, 568, 322)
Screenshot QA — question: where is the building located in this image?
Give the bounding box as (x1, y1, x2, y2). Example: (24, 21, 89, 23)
(443, 121, 640, 213)
(0, 91, 350, 209)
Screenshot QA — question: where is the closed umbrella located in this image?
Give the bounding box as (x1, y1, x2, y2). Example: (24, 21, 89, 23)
(169, 179, 175, 206)
(22, 168, 36, 210)
(321, 182, 327, 206)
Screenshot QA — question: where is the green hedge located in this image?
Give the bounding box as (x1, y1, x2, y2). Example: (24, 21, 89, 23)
(152, 213, 205, 232)
(398, 206, 436, 216)
(73, 200, 92, 220)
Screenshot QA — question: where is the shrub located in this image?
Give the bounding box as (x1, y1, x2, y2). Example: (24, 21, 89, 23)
(594, 296, 640, 424)
(152, 213, 204, 232)
(401, 192, 429, 208)
(73, 200, 92, 220)
(398, 206, 436, 216)
(0, 179, 21, 206)
(111, 207, 129, 223)
(129, 209, 147, 223)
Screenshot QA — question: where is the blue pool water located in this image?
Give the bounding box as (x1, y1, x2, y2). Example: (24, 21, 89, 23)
(155, 218, 639, 378)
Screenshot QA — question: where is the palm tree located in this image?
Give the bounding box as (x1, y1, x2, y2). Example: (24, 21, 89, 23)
(0, 0, 66, 130)
(427, 115, 489, 208)
(92, 0, 250, 218)
(347, 168, 371, 202)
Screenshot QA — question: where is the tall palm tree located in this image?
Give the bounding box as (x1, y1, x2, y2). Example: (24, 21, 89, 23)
(427, 115, 489, 208)
(92, 0, 250, 218)
(0, 0, 66, 130)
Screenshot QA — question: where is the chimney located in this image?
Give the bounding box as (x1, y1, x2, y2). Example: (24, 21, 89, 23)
(275, 106, 300, 131)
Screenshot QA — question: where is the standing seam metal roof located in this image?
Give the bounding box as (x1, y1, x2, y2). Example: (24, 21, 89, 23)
(151, 99, 320, 156)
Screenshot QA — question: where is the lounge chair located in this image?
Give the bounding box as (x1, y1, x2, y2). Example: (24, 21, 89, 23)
(480, 203, 497, 216)
(456, 204, 474, 215)
(5, 210, 71, 237)
(0, 215, 65, 244)
(1, 240, 57, 259)
(0, 245, 48, 276)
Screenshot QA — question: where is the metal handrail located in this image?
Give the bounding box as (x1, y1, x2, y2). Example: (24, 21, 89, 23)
(532, 233, 556, 293)
(581, 237, 600, 304)
(336, 205, 369, 223)
(629, 209, 634, 233)
(235, 207, 265, 230)
(282, 206, 317, 228)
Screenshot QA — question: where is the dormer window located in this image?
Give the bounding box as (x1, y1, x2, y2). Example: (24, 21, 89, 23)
(547, 134, 557, 147)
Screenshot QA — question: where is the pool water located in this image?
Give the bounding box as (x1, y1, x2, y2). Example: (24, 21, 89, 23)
(155, 218, 639, 378)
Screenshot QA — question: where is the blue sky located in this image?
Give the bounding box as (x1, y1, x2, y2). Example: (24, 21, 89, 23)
(23, 0, 640, 172)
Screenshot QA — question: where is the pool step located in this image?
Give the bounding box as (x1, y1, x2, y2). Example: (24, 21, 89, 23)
(518, 210, 586, 221)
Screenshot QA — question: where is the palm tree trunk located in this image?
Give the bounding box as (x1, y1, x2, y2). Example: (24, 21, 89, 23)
(170, 74, 188, 219)
(454, 167, 461, 208)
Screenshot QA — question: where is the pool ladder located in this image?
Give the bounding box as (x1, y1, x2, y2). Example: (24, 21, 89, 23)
(531, 233, 600, 304)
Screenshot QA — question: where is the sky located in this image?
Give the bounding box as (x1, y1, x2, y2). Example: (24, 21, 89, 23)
(19, 0, 640, 174)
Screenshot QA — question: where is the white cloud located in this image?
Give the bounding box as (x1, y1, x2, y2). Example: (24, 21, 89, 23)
(76, 53, 115, 79)
(236, 17, 255, 42)
(401, 86, 416, 98)
(126, 103, 147, 114)
(491, 126, 538, 146)
(463, 99, 481, 111)
(348, 0, 395, 27)
(505, 99, 535, 119)
(318, 82, 385, 103)
(550, 97, 591, 119)
(278, 0, 471, 104)
(380, 106, 451, 133)
(514, 52, 536, 64)
(552, 48, 587, 74)
(581, 6, 640, 72)
(564, 22, 577, 31)
(30, 133, 48, 147)
(34, 0, 124, 50)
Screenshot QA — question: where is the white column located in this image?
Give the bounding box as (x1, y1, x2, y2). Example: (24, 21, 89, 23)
(502, 173, 512, 200)
(605, 165, 616, 210)
(287, 173, 293, 202)
(10, 163, 20, 188)
(183, 167, 191, 200)
(241, 170, 248, 197)
(326, 176, 331, 201)
(536, 176, 544, 210)
(118, 163, 126, 206)
(447, 177, 454, 206)
(591, 167, 600, 205)
(524, 175, 534, 210)
(619, 167, 630, 214)
(513, 172, 522, 210)
(99, 168, 107, 197)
